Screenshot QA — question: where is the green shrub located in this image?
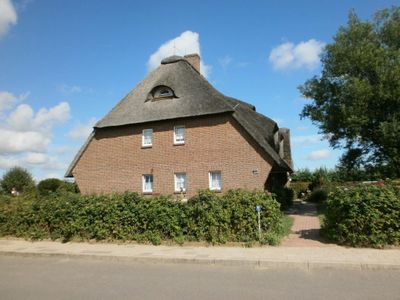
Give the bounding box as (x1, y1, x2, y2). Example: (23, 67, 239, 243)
(37, 178, 63, 196)
(60, 181, 80, 194)
(290, 181, 310, 198)
(1, 167, 35, 194)
(322, 185, 400, 247)
(271, 187, 294, 210)
(307, 189, 328, 203)
(0, 189, 288, 246)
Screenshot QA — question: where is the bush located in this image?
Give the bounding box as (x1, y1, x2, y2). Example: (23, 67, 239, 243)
(307, 189, 328, 203)
(322, 185, 400, 247)
(60, 181, 80, 193)
(291, 168, 314, 182)
(290, 182, 310, 198)
(1, 167, 35, 194)
(271, 187, 294, 210)
(0, 189, 288, 246)
(37, 178, 63, 196)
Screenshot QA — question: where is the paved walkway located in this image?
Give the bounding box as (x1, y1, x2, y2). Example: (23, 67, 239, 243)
(282, 200, 330, 247)
(0, 239, 399, 270)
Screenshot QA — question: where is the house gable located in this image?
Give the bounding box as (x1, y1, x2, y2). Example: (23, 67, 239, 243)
(71, 114, 275, 196)
(66, 55, 292, 178)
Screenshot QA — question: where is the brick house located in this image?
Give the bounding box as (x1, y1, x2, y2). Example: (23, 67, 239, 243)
(65, 54, 293, 197)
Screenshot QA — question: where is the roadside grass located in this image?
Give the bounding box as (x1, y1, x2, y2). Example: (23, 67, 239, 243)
(276, 215, 294, 244)
(316, 202, 327, 227)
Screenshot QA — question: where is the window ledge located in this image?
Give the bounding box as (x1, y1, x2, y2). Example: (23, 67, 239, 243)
(142, 192, 154, 195)
(173, 143, 185, 146)
(174, 191, 187, 194)
(141, 145, 152, 149)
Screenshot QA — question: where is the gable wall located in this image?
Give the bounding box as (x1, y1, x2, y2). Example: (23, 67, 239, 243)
(73, 114, 274, 197)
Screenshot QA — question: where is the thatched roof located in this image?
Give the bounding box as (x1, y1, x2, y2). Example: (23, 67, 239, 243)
(94, 57, 234, 128)
(65, 56, 292, 177)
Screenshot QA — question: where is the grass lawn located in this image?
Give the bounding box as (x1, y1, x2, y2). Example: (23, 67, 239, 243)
(316, 202, 327, 227)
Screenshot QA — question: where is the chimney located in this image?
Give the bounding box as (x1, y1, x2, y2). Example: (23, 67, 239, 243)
(184, 54, 200, 73)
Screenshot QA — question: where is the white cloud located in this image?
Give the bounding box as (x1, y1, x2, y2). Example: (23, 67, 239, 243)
(269, 39, 325, 71)
(0, 91, 72, 179)
(23, 152, 48, 164)
(0, 155, 20, 169)
(7, 102, 70, 131)
(58, 84, 94, 95)
(147, 31, 211, 78)
(0, 129, 50, 153)
(34, 102, 70, 129)
(292, 134, 323, 146)
(53, 145, 77, 155)
(67, 117, 96, 140)
(0, 0, 17, 38)
(42, 173, 62, 180)
(58, 84, 82, 94)
(218, 55, 232, 69)
(0, 92, 70, 155)
(0, 91, 16, 112)
(307, 149, 331, 161)
(0, 91, 29, 114)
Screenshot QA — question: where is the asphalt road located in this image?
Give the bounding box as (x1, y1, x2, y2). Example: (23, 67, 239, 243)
(0, 255, 399, 300)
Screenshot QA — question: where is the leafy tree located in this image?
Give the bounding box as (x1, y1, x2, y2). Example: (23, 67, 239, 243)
(37, 178, 63, 196)
(1, 167, 35, 194)
(299, 7, 400, 177)
(291, 168, 314, 182)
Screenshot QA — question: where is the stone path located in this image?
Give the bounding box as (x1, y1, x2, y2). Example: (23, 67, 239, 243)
(282, 200, 331, 247)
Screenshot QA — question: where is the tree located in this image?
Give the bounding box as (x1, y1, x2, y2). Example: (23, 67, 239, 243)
(37, 178, 80, 195)
(37, 178, 63, 196)
(299, 7, 400, 177)
(1, 167, 35, 194)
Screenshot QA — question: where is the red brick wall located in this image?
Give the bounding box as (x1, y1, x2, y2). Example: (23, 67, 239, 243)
(73, 113, 274, 197)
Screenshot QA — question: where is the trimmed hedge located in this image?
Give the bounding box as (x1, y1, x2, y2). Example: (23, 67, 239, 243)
(0, 189, 288, 245)
(322, 185, 400, 248)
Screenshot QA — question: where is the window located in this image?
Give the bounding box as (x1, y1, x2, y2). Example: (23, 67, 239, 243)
(209, 171, 222, 191)
(174, 126, 185, 144)
(142, 129, 153, 147)
(174, 173, 187, 192)
(147, 85, 175, 101)
(142, 175, 153, 193)
(158, 88, 173, 97)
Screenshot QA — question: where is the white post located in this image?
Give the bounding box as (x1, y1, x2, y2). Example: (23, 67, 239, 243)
(256, 205, 262, 241)
(258, 210, 261, 241)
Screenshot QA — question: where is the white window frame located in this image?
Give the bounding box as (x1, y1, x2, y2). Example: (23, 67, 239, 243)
(142, 174, 153, 193)
(142, 129, 153, 147)
(209, 171, 222, 191)
(174, 173, 187, 193)
(173, 125, 185, 145)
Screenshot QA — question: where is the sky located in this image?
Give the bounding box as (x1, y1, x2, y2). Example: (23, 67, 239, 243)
(0, 0, 399, 181)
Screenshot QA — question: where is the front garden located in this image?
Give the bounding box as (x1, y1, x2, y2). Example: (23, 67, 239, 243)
(0, 189, 292, 246)
(290, 168, 400, 248)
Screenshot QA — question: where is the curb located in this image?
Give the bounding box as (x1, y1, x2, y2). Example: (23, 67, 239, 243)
(1, 251, 399, 271)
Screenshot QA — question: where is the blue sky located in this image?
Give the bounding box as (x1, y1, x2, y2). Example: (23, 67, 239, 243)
(0, 0, 398, 181)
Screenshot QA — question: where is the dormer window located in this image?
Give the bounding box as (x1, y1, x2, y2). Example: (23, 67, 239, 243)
(156, 88, 173, 98)
(147, 85, 176, 101)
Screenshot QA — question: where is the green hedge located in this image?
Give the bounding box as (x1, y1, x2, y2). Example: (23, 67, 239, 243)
(290, 181, 310, 198)
(271, 187, 294, 210)
(0, 189, 288, 245)
(322, 185, 400, 247)
(307, 188, 328, 203)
